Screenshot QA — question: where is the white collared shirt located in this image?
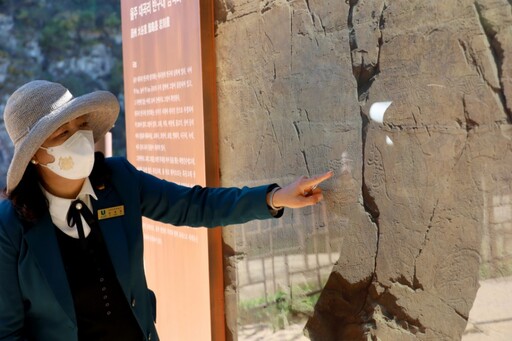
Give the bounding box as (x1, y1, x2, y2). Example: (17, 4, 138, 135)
(40, 179, 98, 239)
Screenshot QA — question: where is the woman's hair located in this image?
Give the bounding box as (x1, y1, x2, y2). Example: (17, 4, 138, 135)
(89, 152, 112, 191)
(3, 162, 48, 223)
(2, 152, 111, 223)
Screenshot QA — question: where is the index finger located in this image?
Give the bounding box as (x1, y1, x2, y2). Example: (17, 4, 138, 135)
(306, 170, 334, 187)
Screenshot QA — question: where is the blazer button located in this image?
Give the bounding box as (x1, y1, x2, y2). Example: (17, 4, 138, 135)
(148, 332, 152, 340)
(131, 298, 136, 307)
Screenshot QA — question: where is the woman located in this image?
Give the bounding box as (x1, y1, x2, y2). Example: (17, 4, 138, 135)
(0, 80, 332, 340)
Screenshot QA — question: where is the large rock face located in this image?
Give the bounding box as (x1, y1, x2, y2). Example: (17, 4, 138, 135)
(215, 0, 512, 339)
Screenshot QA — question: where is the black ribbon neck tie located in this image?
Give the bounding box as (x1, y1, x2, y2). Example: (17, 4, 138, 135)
(66, 199, 98, 249)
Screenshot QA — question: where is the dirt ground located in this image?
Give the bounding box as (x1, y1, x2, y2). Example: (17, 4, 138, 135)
(238, 276, 512, 340)
(462, 276, 512, 341)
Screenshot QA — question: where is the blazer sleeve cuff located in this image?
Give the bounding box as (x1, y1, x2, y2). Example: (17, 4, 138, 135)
(266, 184, 284, 218)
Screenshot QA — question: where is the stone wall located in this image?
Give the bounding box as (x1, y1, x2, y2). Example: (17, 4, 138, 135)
(214, 0, 512, 340)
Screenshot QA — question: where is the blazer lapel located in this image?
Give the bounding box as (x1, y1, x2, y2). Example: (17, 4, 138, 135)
(93, 185, 131, 299)
(24, 214, 76, 324)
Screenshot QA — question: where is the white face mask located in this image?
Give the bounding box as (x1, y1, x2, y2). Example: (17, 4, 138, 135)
(39, 130, 95, 180)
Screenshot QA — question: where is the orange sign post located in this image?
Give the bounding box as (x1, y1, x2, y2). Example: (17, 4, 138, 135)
(121, 1, 222, 339)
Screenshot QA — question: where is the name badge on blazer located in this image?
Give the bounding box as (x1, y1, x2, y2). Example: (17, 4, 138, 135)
(98, 205, 125, 220)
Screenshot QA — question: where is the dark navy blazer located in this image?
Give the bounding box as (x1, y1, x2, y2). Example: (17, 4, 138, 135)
(0, 157, 277, 340)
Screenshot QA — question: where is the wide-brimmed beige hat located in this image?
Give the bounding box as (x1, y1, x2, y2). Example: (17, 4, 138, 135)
(3, 80, 119, 193)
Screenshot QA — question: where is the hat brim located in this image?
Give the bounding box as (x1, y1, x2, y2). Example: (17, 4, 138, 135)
(6, 90, 119, 193)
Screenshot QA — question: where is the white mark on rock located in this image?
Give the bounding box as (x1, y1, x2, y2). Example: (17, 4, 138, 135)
(369, 101, 393, 124)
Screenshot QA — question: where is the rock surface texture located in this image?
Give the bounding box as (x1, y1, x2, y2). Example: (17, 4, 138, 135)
(215, 0, 512, 340)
